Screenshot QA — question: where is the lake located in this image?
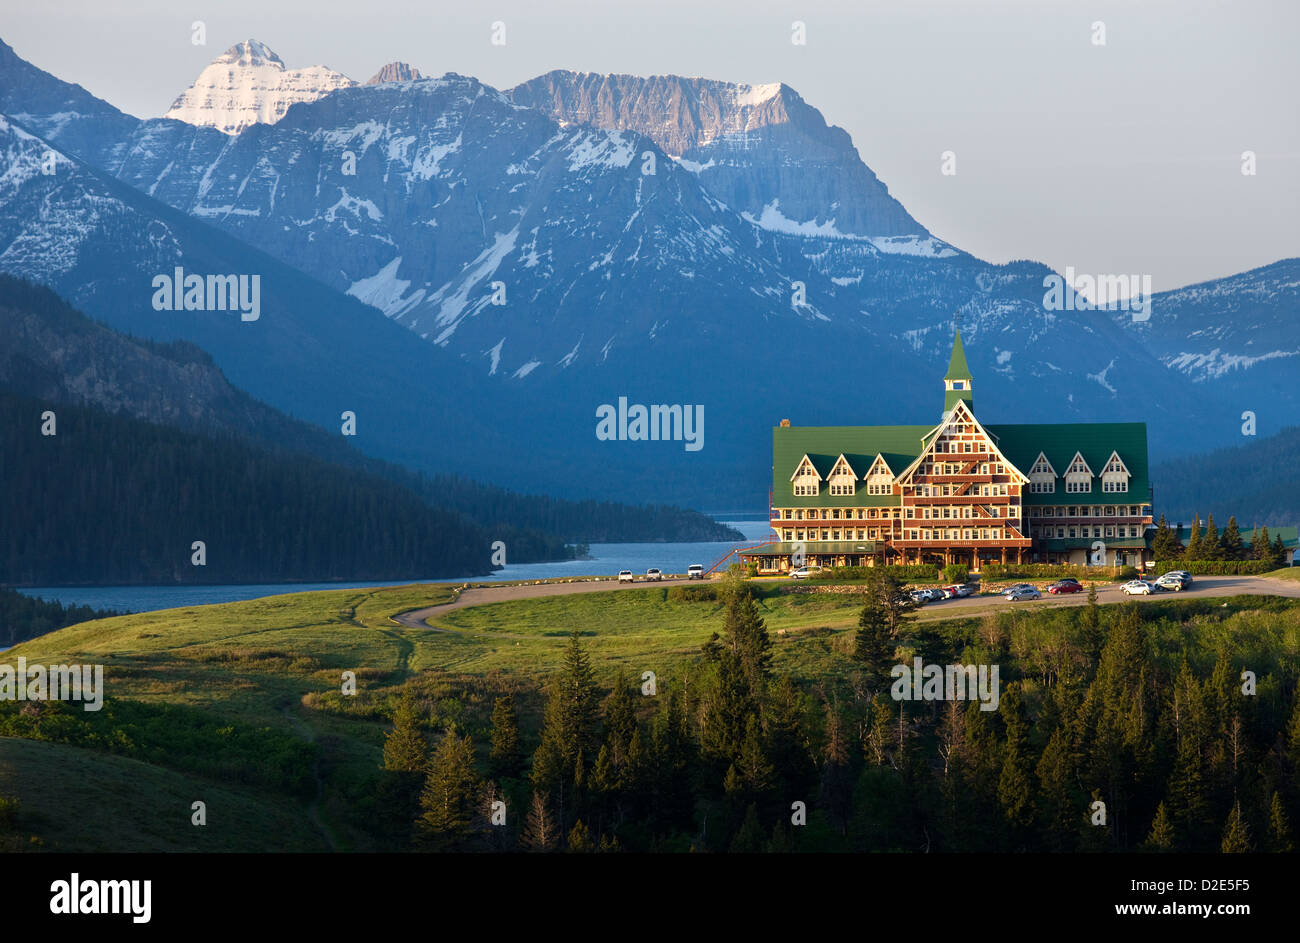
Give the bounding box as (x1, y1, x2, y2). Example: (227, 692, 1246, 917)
(16, 519, 774, 615)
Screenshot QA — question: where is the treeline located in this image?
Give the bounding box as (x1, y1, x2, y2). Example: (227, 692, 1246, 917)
(1153, 427, 1300, 527)
(406, 475, 743, 544)
(0, 391, 500, 584)
(1151, 513, 1288, 568)
(0, 587, 123, 647)
(375, 573, 1300, 852)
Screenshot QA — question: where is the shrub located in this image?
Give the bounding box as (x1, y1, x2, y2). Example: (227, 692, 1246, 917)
(980, 563, 1131, 582)
(666, 585, 721, 603)
(942, 564, 970, 584)
(1153, 560, 1275, 576)
(810, 564, 939, 582)
(0, 796, 18, 830)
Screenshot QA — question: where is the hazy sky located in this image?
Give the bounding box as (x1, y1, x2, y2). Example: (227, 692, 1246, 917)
(5, 0, 1297, 292)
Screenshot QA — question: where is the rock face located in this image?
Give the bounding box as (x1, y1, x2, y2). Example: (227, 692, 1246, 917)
(510, 70, 929, 240)
(163, 39, 355, 134)
(365, 62, 422, 85)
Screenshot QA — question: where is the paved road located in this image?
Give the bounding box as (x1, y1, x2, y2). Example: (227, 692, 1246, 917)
(391, 574, 1299, 629)
(391, 577, 698, 628)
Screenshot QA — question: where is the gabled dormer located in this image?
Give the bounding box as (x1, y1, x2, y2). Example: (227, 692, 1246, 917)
(790, 454, 822, 496)
(864, 454, 895, 495)
(1100, 450, 1130, 493)
(1028, 451, 1057, 494)
(827, 454, 858, 495)
(1064, 451, 1094, 494)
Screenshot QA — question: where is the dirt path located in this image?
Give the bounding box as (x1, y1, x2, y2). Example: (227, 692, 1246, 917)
(390, 574, 1300, 630)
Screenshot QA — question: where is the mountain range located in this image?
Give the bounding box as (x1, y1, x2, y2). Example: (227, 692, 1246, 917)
(0, 37, 1295, 513)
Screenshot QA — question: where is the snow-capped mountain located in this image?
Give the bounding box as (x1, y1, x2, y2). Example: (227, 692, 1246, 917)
(1, 35, 1296, 504)
(163, 40, 356, 134)
(510, 71, 936, 246)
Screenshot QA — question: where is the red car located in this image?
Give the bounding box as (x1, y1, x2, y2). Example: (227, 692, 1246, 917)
(1047, 580, 1084, 594)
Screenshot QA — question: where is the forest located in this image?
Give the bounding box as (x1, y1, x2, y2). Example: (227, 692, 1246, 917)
(0, 587, 122, 648)
(376, 575, 1300, 853)
(0, 390, 503, 584)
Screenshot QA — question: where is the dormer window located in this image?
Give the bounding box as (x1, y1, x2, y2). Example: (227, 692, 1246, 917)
(791, 455, 821, 496)
(865, 454, 895, 495)
(1101, 451, 1130, 493)
(1064, 451, 1093, 494)
(827, 455, 858, 496)
(1029, 452, 1056, 494)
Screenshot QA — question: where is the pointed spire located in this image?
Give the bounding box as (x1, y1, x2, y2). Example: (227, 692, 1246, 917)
(945, 326, 972, 382)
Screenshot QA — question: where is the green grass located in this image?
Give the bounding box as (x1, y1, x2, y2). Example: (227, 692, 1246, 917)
(4, 577, 1299, 851)
(1266, 568, 1300, 582)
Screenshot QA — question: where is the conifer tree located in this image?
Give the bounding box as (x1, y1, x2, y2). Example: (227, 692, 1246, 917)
(1080, 583, 1103, 661)
(1203, 513, 1222, 560)
(730, 803, 765, 853)
(488, 694, 522, 777)
(566, 819, 595, 852)
(1220, 517, 1244, 560)
(521, 791, 558, 852)
(383, 691, 429, 773)
(998, 685, 1036, 840)
(1150, 514, 1182, 561)
(602, 668, 638, 761)
(1185, 514, 1204, 560)
(1268, 791, 1293, 853)
(1270, 532, 1287, 569)
(763, 676, 813, 797)
(418, 724, 479, 848)
(1220, 801, 1252, 853)
(853, 586, 896, 688)
(819, 702, 853, 834)
(1143, 800, 1175, 852)
(1254, 526, 1270, 561)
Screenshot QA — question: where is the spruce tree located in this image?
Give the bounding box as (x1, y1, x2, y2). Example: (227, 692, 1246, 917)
(1268, 791, 1294, 853)
(730, 803, 766, 853)
(383, 691, 429, 773)
(418, 725, 479, 848)
(1220, 801, 1252, 853)
(1185, 515, 1204, 560)
(1203, 514, 1223, 560)
(566, 819, 595, 852)
(1143, 800, 1175, 852)
(521, 791, 557, 852)
(1220, 517, 1244, 560)
(997, 685, 1036, 842)
(1150, 514, 1182, 561)
(1254, 526, 1271, 561)
(1270, 533, 1287, 569)
(488, 694, 522, 777)
(1080, 583, 1103, 661)
(602, 669, 638, 762)
(853, 587, 896, 688)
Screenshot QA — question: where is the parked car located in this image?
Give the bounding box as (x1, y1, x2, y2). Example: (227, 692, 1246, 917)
(1001, 583, 1036, 597)
(1006, 586, 1041, 601)
(618, 570, 635, 583)
(790, 565, 823, 579)
(909, 590, 931, 604)
(1047, 580, 1084, 594)
(1155, 572, 1191, 591)
(687, 564, 705, 580)
(1122, 579, 1154, 595)
(942, 584, 973, 598)
(646, 568, 663, 582)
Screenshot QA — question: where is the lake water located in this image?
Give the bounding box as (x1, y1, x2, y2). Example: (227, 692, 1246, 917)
(16, 520, 774, 615)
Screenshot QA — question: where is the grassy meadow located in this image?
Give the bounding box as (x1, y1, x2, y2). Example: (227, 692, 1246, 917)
(1, 579, 1299, 851)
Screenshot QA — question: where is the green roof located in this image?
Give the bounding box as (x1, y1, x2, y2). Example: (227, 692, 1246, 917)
(945, 328, 972, 381)
(772, 420, 1152, 508)
(984, 422, 1151, 506)
(743, 541, 882, 556)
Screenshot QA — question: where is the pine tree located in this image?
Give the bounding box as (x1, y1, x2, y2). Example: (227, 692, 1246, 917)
(531, 632, 601, 819)
(1254, 526, 1271, 561)
(382, 691, 429, 773)
(1220, 801, 1252, 853)
(1150, 514, 1183, 561)
(1080, 583, 1103, 661)
(853, 586, 896, 688)
(730, 803, 765, 853)
(763, 676, 813, 797)
(1270, 533, 1287, 569)
(1220, 517, 1245, 560)
(997, 685, 1036, 841)
(819, 702, 853, 834)
(1202, 514, 1222, 560)
(566, 819, 595, 852)
(417, 724, 479, 847)
(716, 586, 773, 688)
(1143, 801, 1175, 852)
(521, 791, 558, 852)
(1268, 791, 1294, 853)
(488, 694, 522, 777)
(1185, 515, 1204, 560)
(602, 669, 638, 761)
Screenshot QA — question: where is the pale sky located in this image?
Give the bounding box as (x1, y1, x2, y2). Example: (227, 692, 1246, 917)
(5, 0, 1297, 292)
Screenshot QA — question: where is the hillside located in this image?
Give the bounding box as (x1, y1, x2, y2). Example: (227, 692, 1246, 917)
(1152, 425, 1300, 527)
